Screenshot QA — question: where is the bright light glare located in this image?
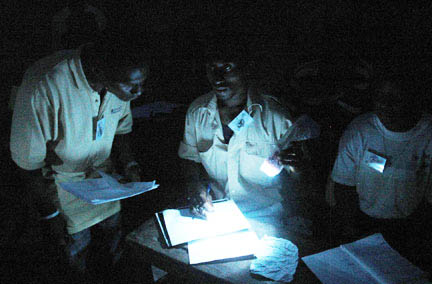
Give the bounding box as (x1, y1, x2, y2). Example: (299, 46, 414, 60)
(188, 230, 259, 264)
(260, 159, 283, 177)
(369, 162, 385, 173)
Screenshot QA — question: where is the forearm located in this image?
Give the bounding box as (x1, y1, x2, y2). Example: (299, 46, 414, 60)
(18, 168, 59, 217)
(181, 159, 209, 190)
(113, 133, 137, 169)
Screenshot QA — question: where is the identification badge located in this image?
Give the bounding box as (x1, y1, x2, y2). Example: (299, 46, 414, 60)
(228, 110, 254, 134)
(364, 149, 387, 173)
(95, 117, 106, 140)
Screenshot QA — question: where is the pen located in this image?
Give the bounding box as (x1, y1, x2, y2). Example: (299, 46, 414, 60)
(194, 184, 212, 220)
(207, 184, 211, 196)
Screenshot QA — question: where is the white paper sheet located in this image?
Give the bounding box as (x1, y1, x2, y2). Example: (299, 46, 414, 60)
(302, 234, 429, 284)
(162, 199, 251, 246)
(60, 171, 159, 205)
(302, 245, 378, 284)
(341, 233, 427, 284)
(187, 230, 258, 264)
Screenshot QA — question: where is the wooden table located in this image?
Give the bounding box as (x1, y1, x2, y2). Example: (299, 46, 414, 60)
(126, 217, 329, 283)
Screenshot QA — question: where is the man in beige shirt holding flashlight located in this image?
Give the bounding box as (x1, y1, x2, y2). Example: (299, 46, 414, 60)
(178, 37, 315, 235)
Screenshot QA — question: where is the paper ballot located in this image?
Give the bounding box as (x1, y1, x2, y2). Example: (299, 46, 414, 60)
(187, 230, 259, 264)
(60, 171, 159, 205)
(156, 199, 251, 247)
(302, 233, 429, 284)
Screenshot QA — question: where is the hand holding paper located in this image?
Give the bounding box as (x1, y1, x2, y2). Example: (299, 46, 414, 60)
(60, 171, 159, 205)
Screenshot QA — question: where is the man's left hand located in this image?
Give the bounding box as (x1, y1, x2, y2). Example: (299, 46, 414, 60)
(276, 141, 305, 169)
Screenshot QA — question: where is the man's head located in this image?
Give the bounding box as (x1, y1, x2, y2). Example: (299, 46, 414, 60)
(67, 0, 87, 13)
(89, 37, 151, 101)
(372, 70, 421, 131)
(204, 34, 250, 102)
(104, 66, 148, 101)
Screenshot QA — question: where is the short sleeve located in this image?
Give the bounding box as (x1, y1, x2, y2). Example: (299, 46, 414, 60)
(115, 102, 133, 135)
(331, 124, 361, 186)
(178, 109, 201, 163)
(10, 82, 55, 170)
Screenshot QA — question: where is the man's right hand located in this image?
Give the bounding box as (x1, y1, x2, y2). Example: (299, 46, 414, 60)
(187, 182, 214, 219)
(40, 214, 69, 248)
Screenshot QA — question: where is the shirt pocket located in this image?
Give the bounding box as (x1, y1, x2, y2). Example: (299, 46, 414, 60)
(241, 141, 279, 186)
(357, 156, 385, 207)
(197, 138, 227, 180)
(244, 141, 278, 158)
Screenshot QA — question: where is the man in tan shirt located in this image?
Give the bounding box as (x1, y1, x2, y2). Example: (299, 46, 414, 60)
(10, 38, 148, 280)
(178, 38, 311, 235)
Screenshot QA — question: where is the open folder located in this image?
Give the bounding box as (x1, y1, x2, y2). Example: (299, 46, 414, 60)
(155, 199, 258, 264)
(155, 199, 251, 247)
(60, 171, 159, 205)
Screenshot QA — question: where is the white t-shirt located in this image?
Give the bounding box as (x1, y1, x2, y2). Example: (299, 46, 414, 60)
(332, 113, 432, 219)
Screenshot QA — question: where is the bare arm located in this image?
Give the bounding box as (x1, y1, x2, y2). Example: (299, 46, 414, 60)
(181, 159, 213, 218)
(334, 181, 360, 239)
(113, 133, 136, 169)
(112, 133, 141, 181)
(16, 166, 68, 246)
(17, 167, 59, 217)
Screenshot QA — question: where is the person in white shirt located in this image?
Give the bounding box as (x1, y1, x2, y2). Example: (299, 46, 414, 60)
(331, 70, 432, 271)
(178, 37, 313, 235)
(10, 37, 150, 281)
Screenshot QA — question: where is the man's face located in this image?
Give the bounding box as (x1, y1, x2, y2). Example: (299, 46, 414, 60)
(206, 61, 246, 102)
(373, 81, 407, 121)
(107, 67, 148, 101)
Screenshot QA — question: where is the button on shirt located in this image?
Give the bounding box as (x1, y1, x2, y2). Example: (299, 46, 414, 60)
(332, 113, 432, 219)
(178, 88, 295, 219)
(10, 48, 133, 234)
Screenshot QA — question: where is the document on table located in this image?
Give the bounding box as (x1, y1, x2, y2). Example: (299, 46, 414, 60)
(187, 229, 259, 264)
(155, 199, 251, 247)
(302, 233, 429, 284)
(60, 171, 159, 205)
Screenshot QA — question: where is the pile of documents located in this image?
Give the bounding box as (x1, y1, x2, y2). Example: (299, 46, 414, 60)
(155, 199, 259, 264)
(302, 233, 429, 284)
(60, 171, 159, 205)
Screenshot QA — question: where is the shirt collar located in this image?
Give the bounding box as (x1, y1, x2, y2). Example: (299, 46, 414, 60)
(204, 87, 264, 115)
(246, 87, 264, 114)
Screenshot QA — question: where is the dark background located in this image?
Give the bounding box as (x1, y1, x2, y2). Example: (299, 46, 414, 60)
(1, 0, 432, 282)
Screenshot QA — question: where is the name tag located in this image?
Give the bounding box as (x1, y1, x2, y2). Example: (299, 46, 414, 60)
(95, 117, 106, 140)
(228, 110, 254, 134)
(365, 149, 387, 173)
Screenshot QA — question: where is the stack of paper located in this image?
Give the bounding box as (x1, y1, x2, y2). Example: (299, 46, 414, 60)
(302, 233, 429, 284)
(60, 171, 159, 205)
(155, 199, 258, 264)
(188, 230, 259, 265)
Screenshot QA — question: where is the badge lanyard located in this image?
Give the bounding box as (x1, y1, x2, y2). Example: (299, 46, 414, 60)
(227, 110, 254, 134)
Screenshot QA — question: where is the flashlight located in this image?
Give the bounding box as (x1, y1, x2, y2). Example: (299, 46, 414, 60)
(260, 115, 320, 177)
(260, 152, 283, 177)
